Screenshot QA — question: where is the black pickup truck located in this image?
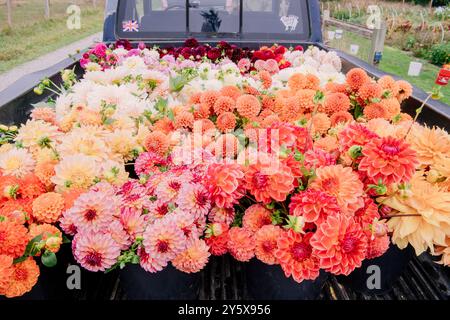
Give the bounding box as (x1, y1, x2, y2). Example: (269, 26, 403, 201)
(0, 0, 448, 300)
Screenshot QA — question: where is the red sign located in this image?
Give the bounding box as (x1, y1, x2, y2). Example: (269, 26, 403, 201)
(435, 66, 450, 86)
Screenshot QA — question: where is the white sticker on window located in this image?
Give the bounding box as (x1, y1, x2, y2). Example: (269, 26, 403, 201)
(280, 15, 299, 32)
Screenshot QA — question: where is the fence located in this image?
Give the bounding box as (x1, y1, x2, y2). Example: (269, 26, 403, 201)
(322, 10, 387, 66)
(0, 0, 105, 29)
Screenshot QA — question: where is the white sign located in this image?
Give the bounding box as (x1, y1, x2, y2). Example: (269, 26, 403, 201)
(280, 15, 299, 32)
(327, 31, 335, 40)
(335, 29, 344, 39)
(408, 61, 423, 77)
(350, 44, 360, 55)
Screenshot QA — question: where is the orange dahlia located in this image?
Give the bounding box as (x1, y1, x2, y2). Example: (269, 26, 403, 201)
(330, 111, 353, 126)
(0, 220, 28, 258)
(261, 95, 276, 111)
(358, 82, 383, 101)
(2, 258, 39, 298)
(396, 80, 413, 102)
(363, 102, 389, 120)
(354, 196, 380, 229)
(19, 174, 46, 199)
(255, 225, 282, 265)
(280, 96, 303, 122)
(32, 192, 65, 223)
(338, 122, 379, 152)
(144, 131, 170, 156)
(216, 112, 236, 133)
(242, 204, 272, 232)
(0, 201, 27, 224)
(310, 112, 331, 134)
(314, 136, 339, 153)
(200, 90, 220, 109)
(310, 165, 364, 214)
(0, 175, 20, 201)
(359, 136, 418, 184)
(275, 230, 320, 283)
(205, 163, 244, 208)
(244, 160, 294, 204)
(62, 188, 84, 210)
(381, 98, 401, 119)
(152, 117, 175, 134)
(0, 254, 13, 295)
(214, 134, 239, 158)
(34, 161, 56, 188)
(325, 82, 347, 94)
(193, 119, 216, 135)
(258, 70, 272, 89)
(311, 215, 367, 275)
(295, 89, 316, 113)
(346, 68, 370, 91)
(288, 73, 308, 91)
(172, 238, 210, 273)
(289, 189, 340, 225)
(213, 96, 235, 115)
(305, 74, 321, 91)
(189, 92, 202, 105)
(236, 94, 261, 119)
(323, 92, 350, 116)
(378, 75, 399, 97)
(220, 85, 242, 101)
(174, 111, 194, 129)
(227, 227, 255, 262)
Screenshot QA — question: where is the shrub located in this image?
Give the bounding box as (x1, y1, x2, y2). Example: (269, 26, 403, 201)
(427, 43, 450, 66)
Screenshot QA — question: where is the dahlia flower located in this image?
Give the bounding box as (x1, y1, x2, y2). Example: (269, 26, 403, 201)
(244, 159, 294, 204)
(323, 92, 350, 115)
(68, 188, 118, 233)
(28, 223, 63, 253)
(32, 192, 65, 223)
(242, 204, 272, 232)
(208, 206, 235, 225)
(303, 149, 336, 171)
(172, 238, 210, 273)
(143, 219, 186, 265)
(0, 255, 13, 295)
(135, 152, 170, 176)
(227, 227, 255, 262)
(275, 230, 320, 283)
(366, 234, 390, 260)
(57, 129, 110, 160)
(204, 163, 244, 208)
(18, 173, 46, 200)
(311, 215, 367, 275)
(176, 183, 211, 220)
(310, 164, 364, 214)
(15, 119, 60, 149)
(236, 94, 261, 119)
(144, 131, 170, 156)
(346, 68, 369, 91)
(289, 189, 340, 225)
(255, 225, 282, 265)
(120, 206, 147, 240)
(407, 125, 450, 168)
(359, 136, 418, 185)
(52, 154, 100, 190)
(0, 220, 29, 258)
(138, 247, 166, 273)
(384, 175, 450, 256)
(338, 122, 379, 152)
(358, 82, 383, 101)
(1, 258, 39, 298)
(73, 231, 121, 272)
(205, 222, 229, 256)
(0, 148, 35, 178)
(31, 107, 57, 125)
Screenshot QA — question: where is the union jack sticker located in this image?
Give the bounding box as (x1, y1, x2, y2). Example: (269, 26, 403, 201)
(122, 20, 139, 32)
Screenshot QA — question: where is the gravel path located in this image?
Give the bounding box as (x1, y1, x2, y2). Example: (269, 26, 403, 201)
(0, 32, 103, 93)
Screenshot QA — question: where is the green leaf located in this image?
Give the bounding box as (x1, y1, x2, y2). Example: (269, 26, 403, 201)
(169, 75, 189, 93)
(354, 104, 363, 119)
(155, 97, 168, 114)
(41, 250, 57, 268)
(24, 235, 43, 256)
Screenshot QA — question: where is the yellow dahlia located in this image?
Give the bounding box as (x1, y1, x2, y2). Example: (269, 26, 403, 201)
(407, 125, 450, 168)
(384, 174, 450, 256)
(0, 148, 35, 178)
(51, 154, 100, 191)
(15, 120, 60, 150)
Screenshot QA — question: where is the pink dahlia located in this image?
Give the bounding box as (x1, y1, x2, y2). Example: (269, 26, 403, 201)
(176, 183, 211, 220)
(143, 219, 186, 266)
(59, 209, 78, 236)
(172, 238, 210, 273)
(138, 247, 166, 273)
(289, 189, 340, 225)
(227, 227, 255, 262)
(338, 123, 379, 152)
(244, 160, 294, 204)
(275, 230, 320, 283)
(155, 175, 184, 203)
(255, 225, 282, 265)
(135, 152, 170, 176)
(354, 196, 380, 229)
(311, 215, 368, 276)
(204, 163, 245, 208)
(205, 222, 229, 256)
(359, 136, 418, 185)
(208, 206, 235, 225)
(303, 149, 337, 170)
(164, 210, 198, 239)
(242, 204, 272, 232)
(120, 206, 146, 240)
(69, 190, 116, 233)
(73, 231, 121, 272)
(108, 220, 132, 250)
(366, 234, 390, 260)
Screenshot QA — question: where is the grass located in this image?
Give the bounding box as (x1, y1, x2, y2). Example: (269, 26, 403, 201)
(0, 1, 104, 74)
(327, 29, 450, 106)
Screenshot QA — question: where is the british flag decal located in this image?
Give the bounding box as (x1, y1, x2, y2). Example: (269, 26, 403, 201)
(122, 20, 139, 32)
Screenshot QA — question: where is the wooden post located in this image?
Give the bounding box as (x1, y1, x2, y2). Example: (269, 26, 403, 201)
(6, 0, 12, 28)
(369, 21, 387, 66)
(44, 0, 50, 19)
(93, 0, 97, 7)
